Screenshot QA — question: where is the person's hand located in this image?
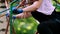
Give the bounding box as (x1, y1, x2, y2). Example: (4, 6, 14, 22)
(15, 12, 31, 19)
(6, 13, 9, 17)
(12, 15, 16, 19)
(6, 13, 16, 19)
(12, 7, 23, 14)
(12, 7, 17, 14)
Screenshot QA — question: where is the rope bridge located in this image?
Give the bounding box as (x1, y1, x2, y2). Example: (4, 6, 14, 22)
(0, 0, 60, 34)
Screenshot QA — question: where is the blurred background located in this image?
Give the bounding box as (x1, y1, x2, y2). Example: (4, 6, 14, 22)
(0, 0, 60, 34)
(0, 0, 10, 34)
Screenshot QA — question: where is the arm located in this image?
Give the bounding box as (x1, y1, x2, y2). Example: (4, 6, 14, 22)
(23, 0, 42, 12)
(12, 0, 42, 13)
(13, 0, 42, 19)
(16, 12, 32, 19)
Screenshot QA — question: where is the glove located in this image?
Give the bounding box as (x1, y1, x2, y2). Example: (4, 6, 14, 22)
(12, 15, 16, 19)
(12, 7, 17, 14)
(6, 13, 9, 17)
(6, 13, 16, 19)
(12, 7, 23, 14)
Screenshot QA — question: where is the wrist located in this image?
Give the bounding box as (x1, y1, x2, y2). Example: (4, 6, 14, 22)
(17, 9, 23, 13)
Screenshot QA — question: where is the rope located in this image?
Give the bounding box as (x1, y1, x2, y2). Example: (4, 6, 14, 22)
(0, 8, 9, 14)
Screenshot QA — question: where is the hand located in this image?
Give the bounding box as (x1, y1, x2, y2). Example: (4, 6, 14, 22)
(12, 7, 17, 14)
(12, 15, 16, 19)
(15, 12, 31, 19)
(12, 7, 23, 14)
(6, 13, 9, 17)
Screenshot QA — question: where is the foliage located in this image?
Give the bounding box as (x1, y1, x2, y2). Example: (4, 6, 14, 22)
(14, 17, 38, 34)
(53, 0, 60, 12)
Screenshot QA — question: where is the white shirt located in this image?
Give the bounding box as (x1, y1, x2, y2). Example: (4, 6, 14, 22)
(37, 0, 55, 15)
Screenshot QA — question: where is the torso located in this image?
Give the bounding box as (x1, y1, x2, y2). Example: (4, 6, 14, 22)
(37, 0, 55, 15)
(31, 0, 56, 22)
